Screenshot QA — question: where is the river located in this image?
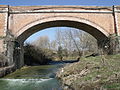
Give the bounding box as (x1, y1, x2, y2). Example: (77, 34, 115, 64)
(0, 63, 64, 90)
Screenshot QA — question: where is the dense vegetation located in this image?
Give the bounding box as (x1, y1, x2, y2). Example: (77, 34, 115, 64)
(24, 44, 53, 65)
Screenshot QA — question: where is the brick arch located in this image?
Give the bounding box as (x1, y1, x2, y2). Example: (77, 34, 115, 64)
(16, 16, 109, 43)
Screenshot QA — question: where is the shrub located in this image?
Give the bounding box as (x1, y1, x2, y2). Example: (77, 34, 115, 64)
(24, 44, 52, 65)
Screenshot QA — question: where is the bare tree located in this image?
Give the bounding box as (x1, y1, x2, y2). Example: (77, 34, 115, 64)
(72, 29, 98, 55)
(55, 27, 98, 58)
(33, 36, 50, 49)
(67, 29, 82, 57)
(55, 28, 63, 47)
(61, 30, 73, 54)
(50, 40, 57, 51)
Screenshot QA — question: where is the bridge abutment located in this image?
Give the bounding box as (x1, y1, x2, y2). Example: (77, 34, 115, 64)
(13, 41, 24, 68)
(0, 5, 24, 69)
(4, 36, 24, 69)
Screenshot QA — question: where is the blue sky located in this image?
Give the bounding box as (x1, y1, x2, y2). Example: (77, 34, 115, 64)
(0, 0, 119, 6)
(26, 27, 61, 43)
(0, 0, 119, 43)
(25, 27, 75, 43)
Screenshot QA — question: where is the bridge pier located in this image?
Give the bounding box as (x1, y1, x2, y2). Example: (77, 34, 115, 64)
(4, 33, 24, 69)
(117, 36, 120, 52)
(13, 41, 24, 68)
(98, 34, 120, 55)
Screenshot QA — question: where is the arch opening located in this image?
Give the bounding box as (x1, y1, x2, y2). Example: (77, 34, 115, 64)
(23, 26, 99, 66)
(16, 20, 109, 43)
(14, 19, 109, 68)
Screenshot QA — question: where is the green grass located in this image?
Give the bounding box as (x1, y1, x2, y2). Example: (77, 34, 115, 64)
(57, 54, 120, 90)
(104, 83, 120, 89)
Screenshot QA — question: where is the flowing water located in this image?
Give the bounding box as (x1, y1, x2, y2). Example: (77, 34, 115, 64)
(0, 63, 63, 90)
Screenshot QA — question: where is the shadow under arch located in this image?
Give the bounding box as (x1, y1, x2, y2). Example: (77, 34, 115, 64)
(15, 16, 109, 44)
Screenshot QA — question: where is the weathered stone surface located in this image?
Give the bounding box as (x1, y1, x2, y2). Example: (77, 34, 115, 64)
(0, 13, 7, 37)
(117, 13, 120, 35)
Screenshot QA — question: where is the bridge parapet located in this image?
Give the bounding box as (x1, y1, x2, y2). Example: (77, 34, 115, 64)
(9, 6, 113, 14)
(0, 5, 8, 13)
(115, 6, 120, 11)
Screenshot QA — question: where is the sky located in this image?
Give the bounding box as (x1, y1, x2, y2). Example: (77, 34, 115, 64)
(0, 0, 120, 43)
(25, 27, 67, 43)
(0, 0, 119, 6)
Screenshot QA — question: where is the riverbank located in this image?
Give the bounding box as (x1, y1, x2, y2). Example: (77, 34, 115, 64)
(56, 54, 120, 90)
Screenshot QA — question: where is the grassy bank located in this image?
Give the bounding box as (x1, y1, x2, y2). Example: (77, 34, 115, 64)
(56, 54, 120, 90)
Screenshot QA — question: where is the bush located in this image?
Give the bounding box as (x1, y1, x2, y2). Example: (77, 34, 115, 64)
(24, 44, 52, 65)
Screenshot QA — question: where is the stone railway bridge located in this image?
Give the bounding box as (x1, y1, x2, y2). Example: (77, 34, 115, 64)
(0, 5, 120, 69)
